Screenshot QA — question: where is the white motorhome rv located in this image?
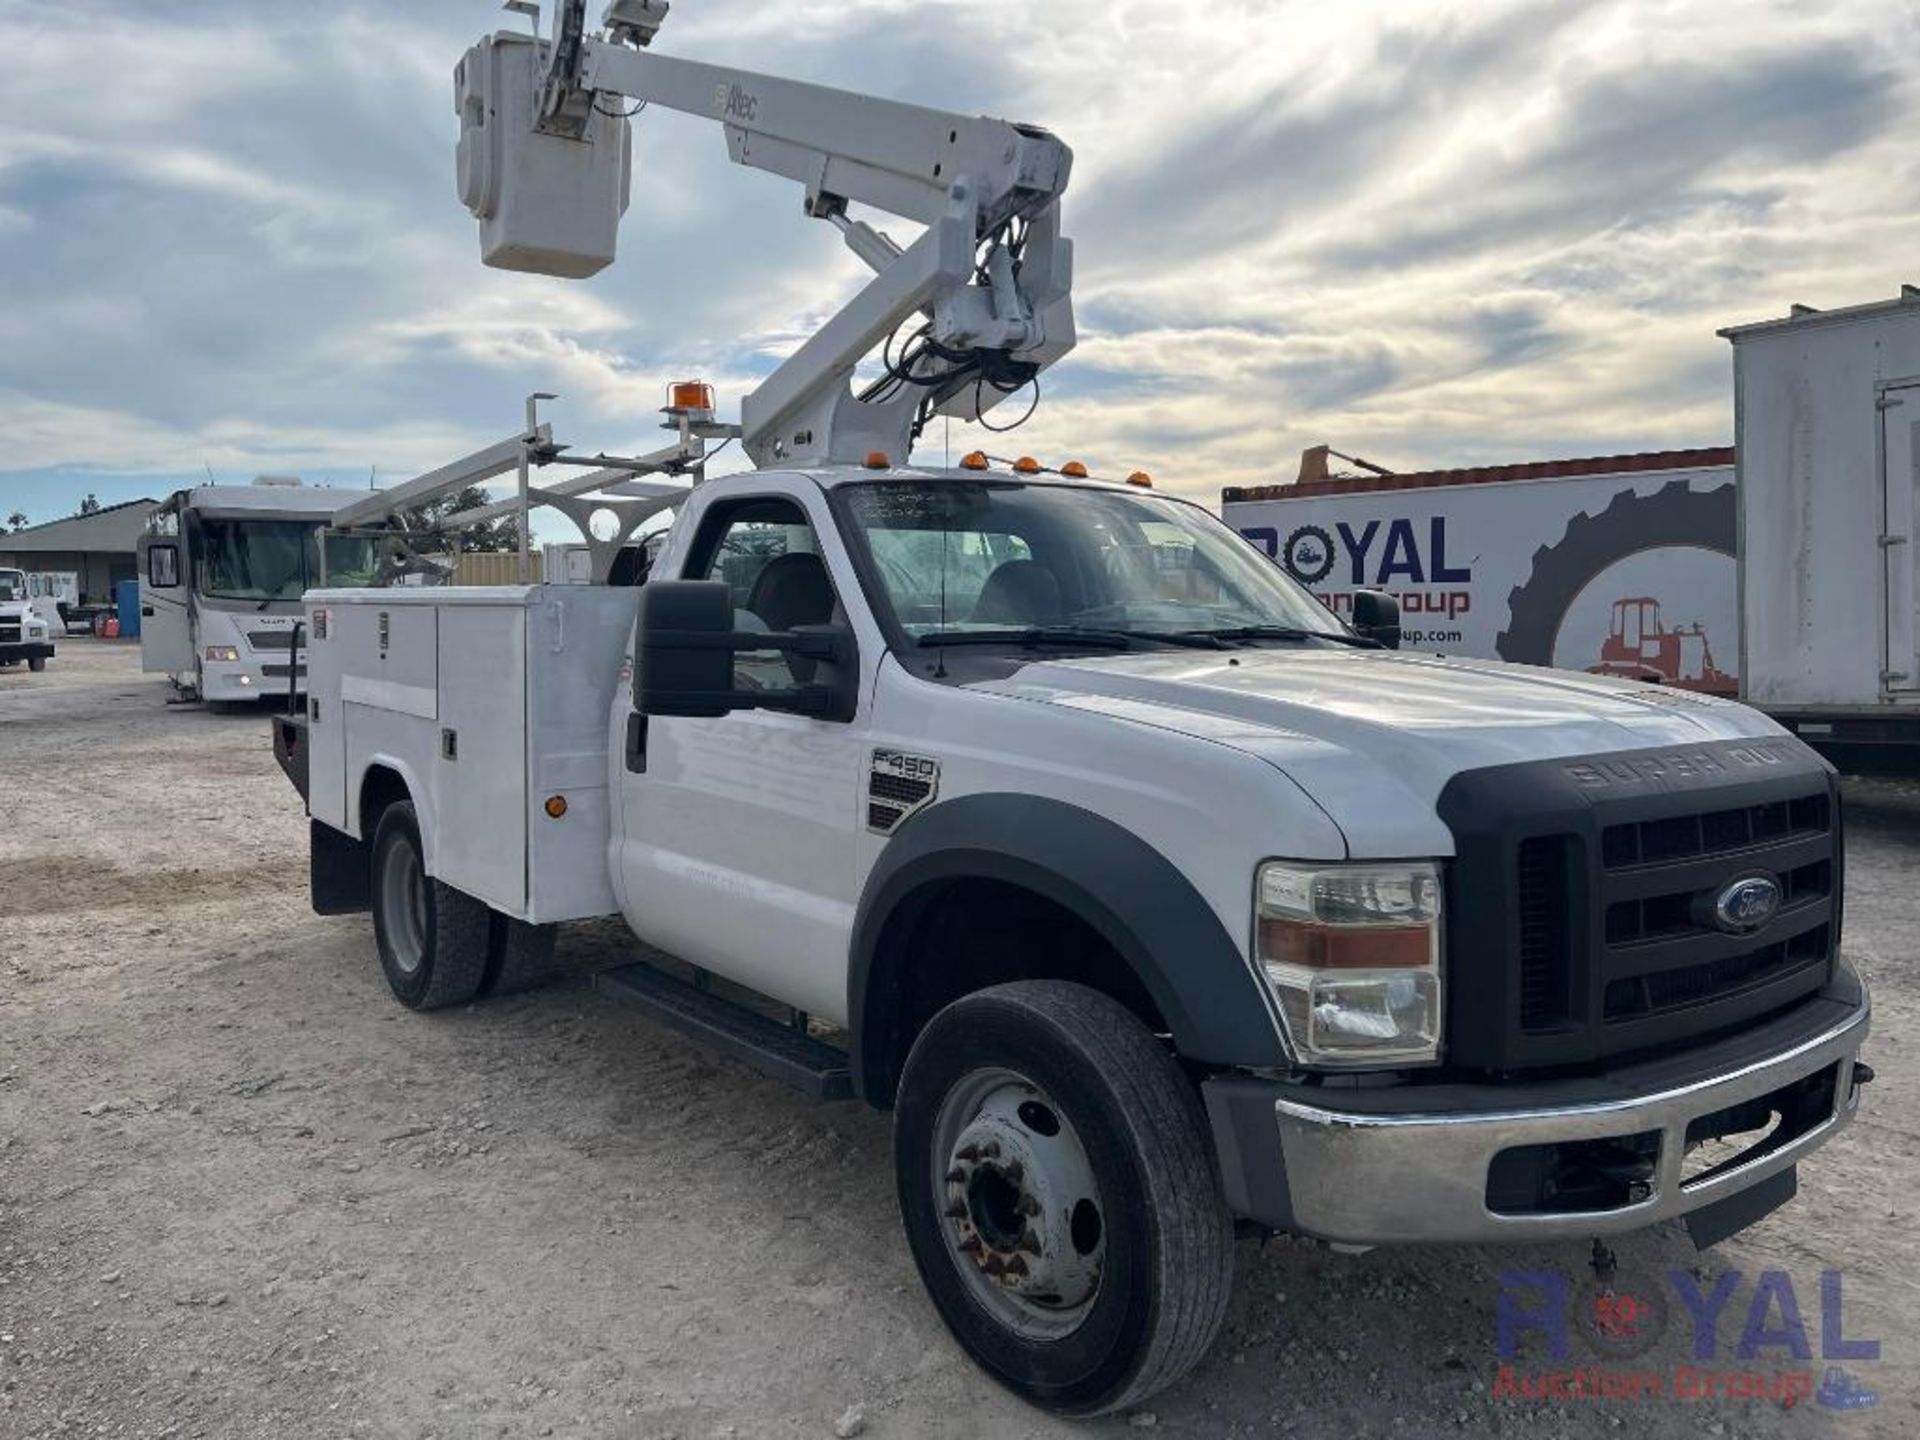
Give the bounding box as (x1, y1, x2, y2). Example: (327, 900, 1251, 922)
(137, 479, 375, 708)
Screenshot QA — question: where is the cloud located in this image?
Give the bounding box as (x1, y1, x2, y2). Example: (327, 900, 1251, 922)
(0, 0, 1915, 525)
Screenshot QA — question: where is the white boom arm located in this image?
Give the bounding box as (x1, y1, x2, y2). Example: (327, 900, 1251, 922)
(457, 0, 1076, 469)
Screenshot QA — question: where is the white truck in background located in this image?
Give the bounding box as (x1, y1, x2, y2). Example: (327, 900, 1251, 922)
(273, 2, 1873, 1415)
(0, 566, 58, 671)
(137, 479, 377, 709)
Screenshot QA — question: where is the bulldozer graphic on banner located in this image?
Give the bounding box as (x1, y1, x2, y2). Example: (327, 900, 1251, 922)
(1589, 596, 1738, 697)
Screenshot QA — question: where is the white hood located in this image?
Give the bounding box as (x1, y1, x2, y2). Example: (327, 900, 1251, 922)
(977, 647, 1789, 857)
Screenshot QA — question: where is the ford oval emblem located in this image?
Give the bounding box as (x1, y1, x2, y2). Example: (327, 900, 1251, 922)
(1714, 874, 1782, 933)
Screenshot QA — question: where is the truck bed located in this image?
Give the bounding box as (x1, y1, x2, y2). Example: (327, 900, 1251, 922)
(302, 585, 640, 924)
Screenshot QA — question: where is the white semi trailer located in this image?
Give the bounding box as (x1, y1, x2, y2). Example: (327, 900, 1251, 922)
(1723, 289, 1920, 749)
(274, 1, 1872, 1415)
(137, 479, 376, 709)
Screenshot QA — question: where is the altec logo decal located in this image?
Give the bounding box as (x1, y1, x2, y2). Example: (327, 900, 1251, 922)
(1493, 1268, 1879, 1409)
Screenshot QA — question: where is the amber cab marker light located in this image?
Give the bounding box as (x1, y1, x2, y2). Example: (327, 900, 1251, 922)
(865, 451, 892, 470)
(1061, 460, 1090, 478)
(668, 380, 714, 413)
(544, 796, 569, 820)
(1012, 456, 1043, 474)
(1126, 471, 1154, 489)
(959, 451, 991, 471)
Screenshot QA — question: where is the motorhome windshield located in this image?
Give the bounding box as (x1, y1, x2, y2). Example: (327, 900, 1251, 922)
(196, 520, 380, 602)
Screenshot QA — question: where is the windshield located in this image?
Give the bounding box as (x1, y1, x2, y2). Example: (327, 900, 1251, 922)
(195, 520, 381, 602)
(837, 481, 1347, 642)
(0, 570, 23, 602)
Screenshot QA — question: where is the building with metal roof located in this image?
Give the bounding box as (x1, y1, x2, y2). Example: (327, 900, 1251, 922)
(0, 498, 161, 607)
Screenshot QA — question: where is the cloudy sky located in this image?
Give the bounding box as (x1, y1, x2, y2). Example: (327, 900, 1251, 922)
(1, 0, 1915, 529)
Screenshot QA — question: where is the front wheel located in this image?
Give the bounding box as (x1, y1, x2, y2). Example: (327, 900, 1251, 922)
(26, 656, 45, 672)
(893, 981, 1235, 1417)
(369, 801, 491, 1011)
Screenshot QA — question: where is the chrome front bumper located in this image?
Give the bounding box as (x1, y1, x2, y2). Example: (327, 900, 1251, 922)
(1206, 974, 1870, 1246)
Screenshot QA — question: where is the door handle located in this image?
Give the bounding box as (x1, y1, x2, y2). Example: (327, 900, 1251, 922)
(624, 712, 648, 774)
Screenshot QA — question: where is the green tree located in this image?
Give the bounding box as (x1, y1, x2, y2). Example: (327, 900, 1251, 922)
(6, 511, 26, 532)
(79, 493, 100, 515)
(400, 484, 521, 553)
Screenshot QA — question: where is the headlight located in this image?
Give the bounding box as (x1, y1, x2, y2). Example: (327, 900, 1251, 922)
(1255, 861, 1443, 1067)
(204, 646, 240, 662)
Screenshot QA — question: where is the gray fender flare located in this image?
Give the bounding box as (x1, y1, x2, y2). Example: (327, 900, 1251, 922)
(848, 793, 1287, 1104)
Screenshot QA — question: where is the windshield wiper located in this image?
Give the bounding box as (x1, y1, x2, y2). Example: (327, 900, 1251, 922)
(917, 628, 1137, 651)
(1189, 626, 1383, 649)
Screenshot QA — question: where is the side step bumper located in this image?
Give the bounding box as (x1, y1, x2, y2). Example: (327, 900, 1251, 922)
(595, 962, 855, 1102)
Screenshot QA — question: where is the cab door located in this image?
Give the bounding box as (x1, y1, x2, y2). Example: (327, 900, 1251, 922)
(137, 531, 194, 673)
(615, 479, 877, 1023)
(1883, 383, 1919, 693)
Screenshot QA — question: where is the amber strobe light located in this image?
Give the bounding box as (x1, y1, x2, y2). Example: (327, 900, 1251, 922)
(959, 451, 991, 471)
(668, 380, 715, 413)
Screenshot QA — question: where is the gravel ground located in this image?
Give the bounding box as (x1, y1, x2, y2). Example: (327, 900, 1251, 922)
(1, 637, 1914, 1440)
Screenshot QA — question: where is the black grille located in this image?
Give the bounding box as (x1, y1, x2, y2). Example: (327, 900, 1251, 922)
(262, 664, 308, 680)
(1440, 737, 1842, 1072)
(1605, 926, 1830, 1020)
(1602, 794, 1829, 869)
(0, 624, 19, 644)
(248, 630, 300, 651)
(1516, 837, 1573, 1030)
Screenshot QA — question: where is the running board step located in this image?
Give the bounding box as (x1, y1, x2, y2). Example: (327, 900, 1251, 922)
(594, 962, 855, 1102)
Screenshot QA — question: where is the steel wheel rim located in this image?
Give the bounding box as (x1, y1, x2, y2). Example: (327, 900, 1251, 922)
(930, 1067, 1106, 1340)
(380, 839, 427, 976)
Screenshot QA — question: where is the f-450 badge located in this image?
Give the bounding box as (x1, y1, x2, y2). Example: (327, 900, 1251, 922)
(868, 750, 939, 835)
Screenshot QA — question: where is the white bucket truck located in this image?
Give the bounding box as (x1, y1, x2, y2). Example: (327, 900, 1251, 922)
(0, 566, 58, 671)
(277, 2, 1872, 1414)
(138, 478, 376, 708)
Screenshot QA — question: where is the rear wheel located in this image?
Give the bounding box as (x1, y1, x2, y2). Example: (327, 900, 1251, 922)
(893, 981, 1235, 1416)
(369, 801, 490, 1010)
(26, 657, 45, 672)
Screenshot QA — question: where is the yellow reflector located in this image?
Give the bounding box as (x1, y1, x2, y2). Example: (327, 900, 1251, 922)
(865, 451, 892, 470)
(1061, 461, 1090, 478)
(1012, 456, 1043, 474)
(959, 451, 991, 471)
(1126, 471, 1154, 489)
(544, 796, 569, 819)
